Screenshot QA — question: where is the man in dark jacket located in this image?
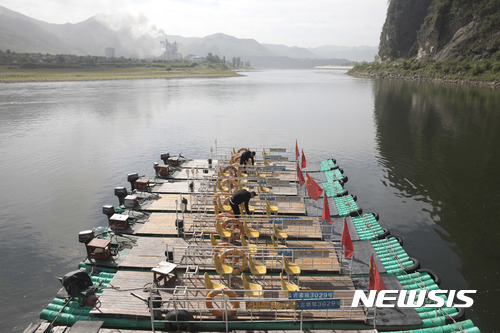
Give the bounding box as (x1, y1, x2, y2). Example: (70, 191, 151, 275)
(229, 189, 257, 217)
(239, 150, 256, 172)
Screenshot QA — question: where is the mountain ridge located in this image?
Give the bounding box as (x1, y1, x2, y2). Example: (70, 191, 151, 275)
(0, 5, 376, 65)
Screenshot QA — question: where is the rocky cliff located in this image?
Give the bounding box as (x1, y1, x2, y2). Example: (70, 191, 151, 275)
(378, 0, 499, 62)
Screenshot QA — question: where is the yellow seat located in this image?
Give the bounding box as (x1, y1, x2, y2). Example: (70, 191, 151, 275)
(230, 154, 240, 164)
(210, 233, 219, 247)
(241, 273, 263, 297)
(237, 180, 249, 191)
(259, 183, 270, 193)
(239, 203, 255, 214)
(273, 221, 288, 240)
(280, 273, 299, 297)
(266, 200, 279, 214)
(256, 169, 266, 179)
(271, 234, 286, 249)
(283, 254, 301, 275)
(217, 196, 232, 213)
(240, 233, 258, 253)
(264, 158, 273, 166)
(232, 147, 236, 155)
(204, 272, 226, 291)
(237, 167, 248, 178)
(262, 149, 270, 157)
(211, 233, 233, 252)
(216, 220, 232, 239)
(218, 167, 229, 178)
(213, 252, 234, 276)
(217, 179, 229, 192)
(244, 221, 260, 239)
(248, 255, 267, 276)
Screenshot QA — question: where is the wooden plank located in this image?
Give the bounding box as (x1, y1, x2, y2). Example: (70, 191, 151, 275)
(134, 213, 178, 236)
(141, 193, 306, 215)
(142, 194, 192, 212)
(90, 271, 152, 317)
(34, 323, 51, 333)
(67, 321, 103, 333)
(133, 212, 322, 239)
(93, 271, 364, 321)
(118, 237, 188, 269)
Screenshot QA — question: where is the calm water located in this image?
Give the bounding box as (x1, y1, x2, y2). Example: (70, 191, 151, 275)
(0, 70, 498, 332)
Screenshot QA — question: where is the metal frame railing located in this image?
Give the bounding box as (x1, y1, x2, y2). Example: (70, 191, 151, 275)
(147, 284, 369, 333)
(162, 243, 349, 275)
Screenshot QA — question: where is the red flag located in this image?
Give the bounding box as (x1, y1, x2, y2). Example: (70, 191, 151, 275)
(301, 149, 307, 168)
(341, 218, 353, 257)
(322, 195, 332, 223)
(369, 253, 386, 295)
(295, 140, 300, 160)
(296, 163, 305, 186)
(305, 172, 322, 200)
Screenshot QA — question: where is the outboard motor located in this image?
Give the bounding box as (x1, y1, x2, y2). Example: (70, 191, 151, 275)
(78, 230, 95, 244)
(127, 173, 139, 191)
(175, 219, 184, 237)
(165, 249, 174, 262)
(208, 158, 212, 168)
(102, 205, 115, 221)
(114, 187, 128, 206)
(160, 153, 170, 165)
(61, 270, 93, 297)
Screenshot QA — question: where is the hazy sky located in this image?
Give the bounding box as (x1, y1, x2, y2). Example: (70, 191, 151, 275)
(1, 0, 389, 47)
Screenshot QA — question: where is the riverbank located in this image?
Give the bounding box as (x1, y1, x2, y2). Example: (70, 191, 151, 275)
(0, 65, 242, 83)
(348, 59, 499, 88)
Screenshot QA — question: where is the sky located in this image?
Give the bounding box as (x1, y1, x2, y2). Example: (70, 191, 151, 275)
(0, 0, 389, 48)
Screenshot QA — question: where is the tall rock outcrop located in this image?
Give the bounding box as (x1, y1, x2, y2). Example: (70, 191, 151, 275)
(378, 0, 499, 62)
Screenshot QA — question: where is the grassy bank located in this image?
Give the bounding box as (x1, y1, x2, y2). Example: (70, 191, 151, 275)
(348, 57, 500, 87)
(0, 64, 242, 83)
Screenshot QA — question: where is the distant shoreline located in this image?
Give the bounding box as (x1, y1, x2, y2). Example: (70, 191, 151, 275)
(348, 71, 499, 88)
(0, 66, 243, 83)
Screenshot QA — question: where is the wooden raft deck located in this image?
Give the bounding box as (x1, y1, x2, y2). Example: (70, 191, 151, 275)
(131, 212, 323, 239)
(86, 234, 340, 273)
(141, 194, 306, 215)
(85, 237, 188, 269)
(150, 180, 298, 196)
(179, 245, 341, 273)
(92, 271, 365, 322)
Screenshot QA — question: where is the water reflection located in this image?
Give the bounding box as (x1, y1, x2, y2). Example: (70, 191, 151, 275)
(372, 79, 500, 331)
(0, 71, 497, 332)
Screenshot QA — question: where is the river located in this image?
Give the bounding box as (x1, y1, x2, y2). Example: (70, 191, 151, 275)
(0, 70, 498, 332)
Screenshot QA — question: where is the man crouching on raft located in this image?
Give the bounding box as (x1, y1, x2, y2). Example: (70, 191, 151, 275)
(229, 189, 256, 217)
(239, 150, 256, 173)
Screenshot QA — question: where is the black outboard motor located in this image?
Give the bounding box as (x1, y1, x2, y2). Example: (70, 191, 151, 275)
(160, 153, 170, 164)
(114, 187, 128, 206)
(61, 270, 93, 297)
(127, 173, 140, 191)
(102, 205, 115, 221)
(78, 230, 95, 244)
(175, 219, 184, 237)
